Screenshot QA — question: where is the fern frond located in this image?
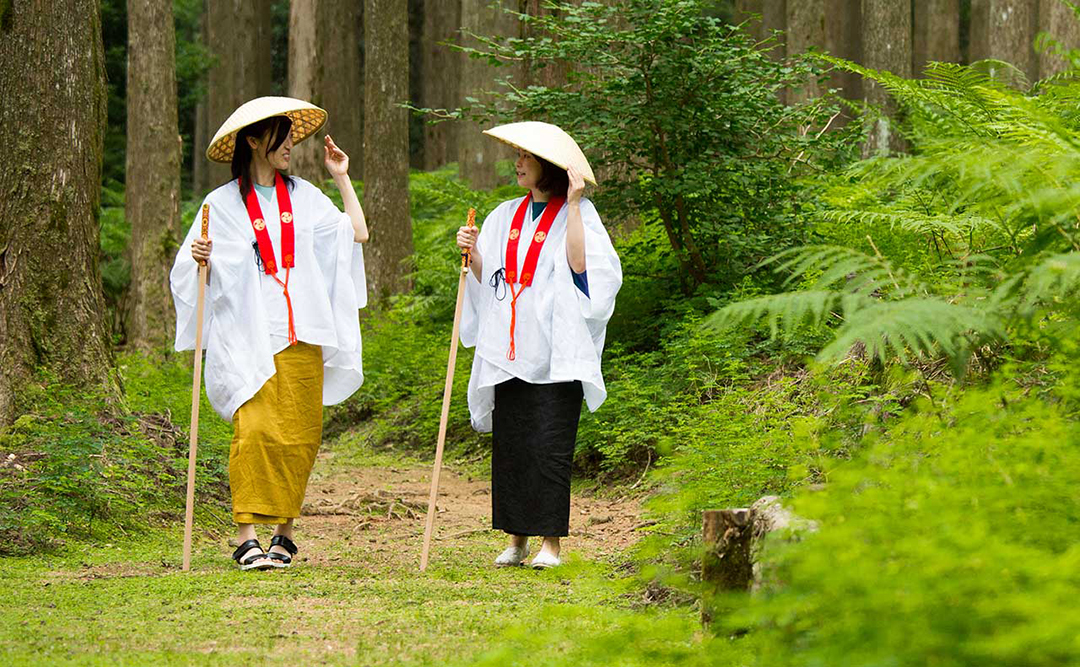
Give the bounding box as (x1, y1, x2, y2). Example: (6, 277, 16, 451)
(821, 209, 998, 237)
(765, 245, 918, 296)
(707, 290, 874, 338)
(818, 299, 1003, 365)
(1021, 251, 1080, 306)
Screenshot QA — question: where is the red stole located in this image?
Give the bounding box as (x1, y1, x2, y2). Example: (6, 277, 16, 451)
(242, 172, 298, 345)
(504, 193, 565, 360)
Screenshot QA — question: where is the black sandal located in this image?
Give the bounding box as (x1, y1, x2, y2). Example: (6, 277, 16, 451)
(266, 534, 298, 569)
(231, 539, 272, 571)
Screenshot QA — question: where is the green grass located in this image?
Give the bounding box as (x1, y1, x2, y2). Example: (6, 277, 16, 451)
(0, 507, 709, 666)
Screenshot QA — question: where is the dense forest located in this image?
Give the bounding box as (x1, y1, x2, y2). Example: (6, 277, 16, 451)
(2, 0, 1080, 664)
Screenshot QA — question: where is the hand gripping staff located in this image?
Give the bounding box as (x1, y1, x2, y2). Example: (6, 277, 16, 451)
(420, 208, 477, 571)
(182, 204, 210, 572)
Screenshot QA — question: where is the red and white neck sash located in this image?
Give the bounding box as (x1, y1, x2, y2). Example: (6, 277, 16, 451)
(504, 193, 566, 360)
(242, 172, 298, 345)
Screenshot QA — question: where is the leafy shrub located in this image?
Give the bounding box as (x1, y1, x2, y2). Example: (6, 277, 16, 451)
(0, 355, 230, 554)
(723, 353, 1080, 666)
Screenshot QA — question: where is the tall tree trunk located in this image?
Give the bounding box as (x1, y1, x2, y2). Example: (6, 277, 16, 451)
(735, 0, 764, 41)
(409, 0, 425, 169)
(1038, 0, 1080, 78)
(913, 0, 961, 75)
(983, 0, 1039, 82)
(763, 0, 787, 102)
(969, 0, 991, 62)
(364, 0, 414, 302)
(192, 7, 210, 196)
(205, 0, 275, 188)
(521, 0, 568, 89)
(786, 0, 825, 101)
(458, 0, 518, 189)
(763, 0, 787, 59)
(288, 0, 364, 183)
(861, 0, 912, 156)
(422, 0, 462, 170)
(0, 0, 116, 424)
(126, 0, 182, 351)
(826, 0, 863, 103)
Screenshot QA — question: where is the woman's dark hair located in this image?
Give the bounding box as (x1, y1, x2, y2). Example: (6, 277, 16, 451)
(231, 115, 295, 199)
(535, 156, 569, 199)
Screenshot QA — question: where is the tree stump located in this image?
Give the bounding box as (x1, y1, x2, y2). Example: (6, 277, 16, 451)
(701, 508, 755, 624)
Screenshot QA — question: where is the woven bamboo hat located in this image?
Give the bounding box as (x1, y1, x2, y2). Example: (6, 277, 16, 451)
(483, 121, 597, 185)
(206, 96, 328, 163)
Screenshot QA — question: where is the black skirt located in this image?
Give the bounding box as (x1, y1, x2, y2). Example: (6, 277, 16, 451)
(491, 377, 584, 537)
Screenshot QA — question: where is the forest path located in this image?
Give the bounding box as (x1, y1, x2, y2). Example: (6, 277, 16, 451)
(294, 451, 646, 571)
(3, 448, 674, 666)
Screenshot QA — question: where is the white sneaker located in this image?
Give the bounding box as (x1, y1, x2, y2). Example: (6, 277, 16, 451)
(530, 550, 561, 570)
(494, 543, 530, 567)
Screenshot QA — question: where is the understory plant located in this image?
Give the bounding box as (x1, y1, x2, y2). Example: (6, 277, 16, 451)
(712, 59, 1080, 371)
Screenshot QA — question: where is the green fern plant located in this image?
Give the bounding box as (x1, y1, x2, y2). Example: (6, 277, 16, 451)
(711, 57, 1080, 369)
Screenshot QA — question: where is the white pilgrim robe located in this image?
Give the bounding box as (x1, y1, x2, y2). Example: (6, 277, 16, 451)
(170, 177, 366, 421)
(461, 196, 622, 432)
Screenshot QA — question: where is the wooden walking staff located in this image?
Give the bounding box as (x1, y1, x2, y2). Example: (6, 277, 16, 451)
(420, 208, 477, 572)
(182, 204, 211, 572)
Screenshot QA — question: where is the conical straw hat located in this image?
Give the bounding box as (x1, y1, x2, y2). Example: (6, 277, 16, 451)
(206, 96, 328, 163)
(483, 121, 597, 185)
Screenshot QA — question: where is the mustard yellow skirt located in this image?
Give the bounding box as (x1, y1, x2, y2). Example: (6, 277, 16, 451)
(230, 342, 323, 524)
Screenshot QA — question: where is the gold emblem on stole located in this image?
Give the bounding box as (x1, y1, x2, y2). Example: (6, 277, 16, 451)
(534, 231, 546, 243)
(509, 229, 520, 240)
(281, 212, 293, 224)
(254, 218, 266, 231)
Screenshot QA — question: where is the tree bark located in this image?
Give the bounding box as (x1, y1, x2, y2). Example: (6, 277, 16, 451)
(1038, 0, 1080, 78)
(735, 0, 764, 41)
(826, 0, 863, 103)
(762, 0, 787, 60)
(192, 7, 211, 196)
(969, 0, 991, 62)
(364, 0, 414, 302)
(458, 0, 519, 189)
(126, 0, 182, 351)
(982, 0, 1039, 82)
(913, 0, 961, 74)
(288, 0, 364, 184)
(205, 0, 275, 188)
(861, 0, 912, 156)
(422, 0, 462, 170)
(786, 0, 826, 101)
(521, 0, 568, 89)
(0, 0, 116, 424)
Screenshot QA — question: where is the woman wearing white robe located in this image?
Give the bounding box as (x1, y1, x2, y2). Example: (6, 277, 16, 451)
(171, 97, 368, 570)
(456, 122, 622, 569)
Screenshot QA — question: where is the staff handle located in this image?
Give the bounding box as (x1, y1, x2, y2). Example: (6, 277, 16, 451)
(420, 208, 477, 572)
(182, 204, 210, 572)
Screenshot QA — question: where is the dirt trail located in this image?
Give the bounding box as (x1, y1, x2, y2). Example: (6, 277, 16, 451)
(48, 448, 647, 583)
(295, 455, 646, 569)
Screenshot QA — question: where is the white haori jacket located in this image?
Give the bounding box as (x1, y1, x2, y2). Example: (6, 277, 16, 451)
(170, 176, 366, 421)
(461, 196, 622, 432)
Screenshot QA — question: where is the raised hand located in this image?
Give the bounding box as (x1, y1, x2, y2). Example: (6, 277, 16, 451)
(567, 165, 585, 205)
(323, 134, 350, 178)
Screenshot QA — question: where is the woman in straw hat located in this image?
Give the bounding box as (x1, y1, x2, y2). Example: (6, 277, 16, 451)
(170, 97, 369, 570)
(455, 122, 622, 569)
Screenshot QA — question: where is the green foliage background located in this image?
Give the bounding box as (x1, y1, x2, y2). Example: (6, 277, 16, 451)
(7, 0, 1080, 664)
